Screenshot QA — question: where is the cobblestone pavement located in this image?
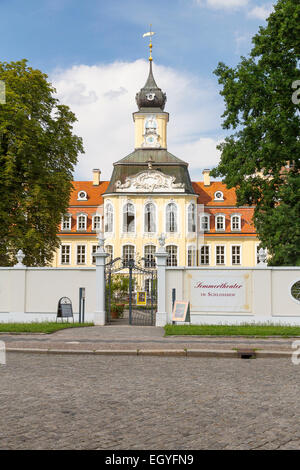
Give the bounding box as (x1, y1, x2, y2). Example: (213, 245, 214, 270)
(0, 325, 298, 351)
(1, 353, 300, 450)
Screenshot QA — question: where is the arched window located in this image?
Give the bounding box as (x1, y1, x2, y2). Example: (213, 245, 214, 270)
(166, 203, 177, 233)
(104, 203, 113, 233)
(188, 203, 196, 233)
(123, 203, 135, 233)
(144, 203, 156, 233)
(144, 245, 156, 268)
(77, 214, 87, 231)
(123, 245, 135, 266)
(166, 245, 178, 267)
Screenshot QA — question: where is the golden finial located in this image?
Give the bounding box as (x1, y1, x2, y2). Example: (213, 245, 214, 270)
(143, 25, 155, 62)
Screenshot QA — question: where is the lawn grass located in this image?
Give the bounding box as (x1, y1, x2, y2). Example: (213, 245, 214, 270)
(164, 324, 300, 337)
(0, 322, 94, 334)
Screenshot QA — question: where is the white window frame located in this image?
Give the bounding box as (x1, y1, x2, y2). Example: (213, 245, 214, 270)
(144, 202, 157, 234)
(215, 245, 226, 266)
(122, 202, 136, 234)
(200, 214, 210, 232)
(92, 214, 101, 232)
(91, 244, 98, 265)
(122, 244, 135, 266)
(77, 190, 87, 201)
(144, 244, 156, 268)
(166, 245, 178, 267)
(255, 243, 260, 265)
(231, 245, 242, 265)
(60, 244, 71, 265)
(187, 245, 196, 267)
(165, 202, 178, 234)
(187, 202, 196, 234)
(77, 213, 87, 231)
(214, 191, 224, 201)
(105, 244, 114, 262)
(76, 244, 87, 265)
(231, 214, 241, 232)
(199, 245, 210, 265)
(215, 214, 226, 232)
(104, 202, 114, 234)
(61, 214, 72, 231)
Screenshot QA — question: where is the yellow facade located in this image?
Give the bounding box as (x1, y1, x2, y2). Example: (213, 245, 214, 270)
(53, 58, 259, 268)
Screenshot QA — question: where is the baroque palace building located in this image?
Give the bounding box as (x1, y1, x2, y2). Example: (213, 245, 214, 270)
(51, 57, 260, 269)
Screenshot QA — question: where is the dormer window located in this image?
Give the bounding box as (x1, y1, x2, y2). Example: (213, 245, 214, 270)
(200, 214, 210, 232)
(215, 214, 226, 231)
(231, 214, 241, 231)
(61, 215, 72, 231)
(77, 214, 87, 231)
(77, 191, 87, 201)
(92, 215, 101, 231)
(214, 191, 224, 201)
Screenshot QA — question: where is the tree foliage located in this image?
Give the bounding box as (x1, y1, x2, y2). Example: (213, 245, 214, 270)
(211, 0, 300, 265)
(0, 59, 84, 266)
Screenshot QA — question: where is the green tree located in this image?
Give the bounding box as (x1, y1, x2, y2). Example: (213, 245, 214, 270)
(0, 59, 84, 266)
(211, 0, 300, 265)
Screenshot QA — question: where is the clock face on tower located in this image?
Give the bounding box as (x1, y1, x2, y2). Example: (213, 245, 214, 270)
(146, 92, 155, 101)
(142, 115, 161, 148)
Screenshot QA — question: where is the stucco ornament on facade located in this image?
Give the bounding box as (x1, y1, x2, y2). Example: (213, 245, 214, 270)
(115, 170, 185, 193)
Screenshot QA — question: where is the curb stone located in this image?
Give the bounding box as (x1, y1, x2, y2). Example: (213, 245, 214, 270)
(5, 347, 293, 358)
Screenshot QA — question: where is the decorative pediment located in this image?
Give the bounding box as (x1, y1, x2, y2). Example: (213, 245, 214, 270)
(115, 170, 185, 193)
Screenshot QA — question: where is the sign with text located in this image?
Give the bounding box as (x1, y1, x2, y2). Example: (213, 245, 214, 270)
(136, 291, 147, 306)
(172, 301, 191, 322)
(187, 273, 252, 313)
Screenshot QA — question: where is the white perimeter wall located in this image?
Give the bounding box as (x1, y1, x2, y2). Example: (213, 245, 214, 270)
(0, 265, 299, 325)
(0, 267, 96, 322)
(165, 267, 300, 325)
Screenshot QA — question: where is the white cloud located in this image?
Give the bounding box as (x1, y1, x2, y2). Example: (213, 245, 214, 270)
(248, 4, 273, 20)
(197, 0, 249, 9)
(51, 60, 222, 182)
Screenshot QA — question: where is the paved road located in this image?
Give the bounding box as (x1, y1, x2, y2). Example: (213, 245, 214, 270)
(1, 353, 299, 450)
(0, 325, 297, 351)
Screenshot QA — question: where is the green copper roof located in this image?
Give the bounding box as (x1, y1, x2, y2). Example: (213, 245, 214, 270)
(105, 149, 195, 194)
(116, 149, 188, 166)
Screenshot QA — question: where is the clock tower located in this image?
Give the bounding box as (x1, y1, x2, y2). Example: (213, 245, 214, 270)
(133, 59, 169, 150)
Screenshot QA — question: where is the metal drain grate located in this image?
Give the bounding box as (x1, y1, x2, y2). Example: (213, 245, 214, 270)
(237, 349, 256, 359)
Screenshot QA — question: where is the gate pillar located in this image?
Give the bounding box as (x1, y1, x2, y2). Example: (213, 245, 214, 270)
(94, 235, 108, 325)
(155, 249, 168, 327)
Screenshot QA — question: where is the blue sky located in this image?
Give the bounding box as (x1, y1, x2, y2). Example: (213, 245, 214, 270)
(1, 0, 275, 180)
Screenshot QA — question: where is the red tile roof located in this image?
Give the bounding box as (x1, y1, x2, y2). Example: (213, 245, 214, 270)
(69, 181, 110, 206)
(192, 182, 238, 206)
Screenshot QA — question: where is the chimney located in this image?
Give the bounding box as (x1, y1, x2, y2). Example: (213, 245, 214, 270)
(92, 169, 101, 186)
(203, 169, 211, 187)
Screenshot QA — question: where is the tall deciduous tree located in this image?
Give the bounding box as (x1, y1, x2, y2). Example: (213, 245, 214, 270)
(211, 0, 300, 265)
(0, 60, 84, 266)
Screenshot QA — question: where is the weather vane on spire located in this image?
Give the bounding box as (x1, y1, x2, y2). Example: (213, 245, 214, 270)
(143, 24, 155, 61)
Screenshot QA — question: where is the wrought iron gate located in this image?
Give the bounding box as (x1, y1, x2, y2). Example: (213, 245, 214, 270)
(105, 257, 157, 326)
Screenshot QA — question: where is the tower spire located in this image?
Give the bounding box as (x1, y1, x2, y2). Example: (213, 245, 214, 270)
(143, 25, 155, 62)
